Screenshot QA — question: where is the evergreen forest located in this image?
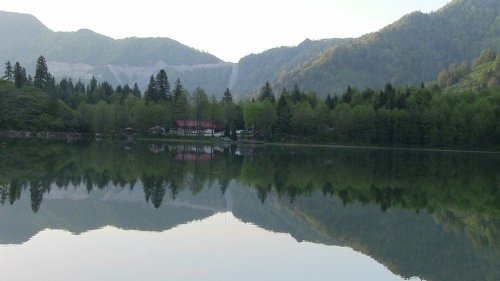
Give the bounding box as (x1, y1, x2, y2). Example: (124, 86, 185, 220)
(1, 51, 499, 150)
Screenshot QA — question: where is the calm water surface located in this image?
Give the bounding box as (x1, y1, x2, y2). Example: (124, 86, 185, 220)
(0, 140, 499, 281)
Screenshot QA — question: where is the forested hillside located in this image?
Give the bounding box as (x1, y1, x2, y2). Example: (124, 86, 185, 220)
(274, 0, 500, 96)
(2, 53, 499, 150)
(434, 48, 500, 90)
(231, 38, 349, 95)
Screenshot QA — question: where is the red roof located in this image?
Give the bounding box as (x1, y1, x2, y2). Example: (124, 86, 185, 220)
(175, 119, 215, 129)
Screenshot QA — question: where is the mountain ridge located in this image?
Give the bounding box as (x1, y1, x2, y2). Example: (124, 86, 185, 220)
(1, 0, 499, 97)
(0, 11, 222, 66)
(273, 0, 500, 96)
(0, 10, 232, 95)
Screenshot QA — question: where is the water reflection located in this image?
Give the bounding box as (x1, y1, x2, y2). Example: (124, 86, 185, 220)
(1, 213, 422, 281)
(0, 139, 499, 281)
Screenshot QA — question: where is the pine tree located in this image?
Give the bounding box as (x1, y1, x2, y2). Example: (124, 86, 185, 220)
(222, 88, 233, 103)
(258, 81, 275, 102)
(86, 76, 99, 103)
(123, 84, 131, 96)
(132, 83, 141, 98)
(145, 75, 157, 102)
(34, 55, 50, 90)
(155, 69, 170, 101)
(173, 78, 184, 102)
(13, 62, 27, 88)
(4, 61, 13, 82)
(75, 79, 86, 93)
(88, 76, 98, 94)
(325, 94, 336, 110)
(291, 84, 302, 103)
(341, 85, 353, 103)
(276, 91, 292, 133)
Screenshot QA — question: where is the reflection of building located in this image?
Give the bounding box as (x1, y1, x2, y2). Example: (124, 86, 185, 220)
(149, 143, 165, 154)
(173, 145, 215, 161)
(175, 119, 215, 136)
(174, 153, 214, 161)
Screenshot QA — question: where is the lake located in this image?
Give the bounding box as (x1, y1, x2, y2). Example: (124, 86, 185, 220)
(0, 140, 499, 281)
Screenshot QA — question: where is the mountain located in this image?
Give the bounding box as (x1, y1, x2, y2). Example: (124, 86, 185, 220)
(1, 0, 499, 98)
(0, 11, 233, 96)
(1, 181, 498, 281)
(0, 10, 345, 98)
(273, 0, 500, 96)
(230, 38, 350, 96)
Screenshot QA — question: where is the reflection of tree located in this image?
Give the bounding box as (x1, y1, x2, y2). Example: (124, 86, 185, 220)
(370, 184, 405, 212)
(142, 174, 167, 209)
(9, 180, 22, 205)
(0, 140, 498, 249)
(0, 185, 8, 204)
(170, 181, 179, 200)
(273, 159, 289, 196)
(256, 184, 272, 204)
(219, 179, 229, 195)
(29, 180, 49, 213)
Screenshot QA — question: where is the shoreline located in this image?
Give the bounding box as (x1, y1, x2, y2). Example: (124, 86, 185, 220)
(263, 142, 500, 154)
(1, 132, 498, 154)
(137, 137, 500, 154)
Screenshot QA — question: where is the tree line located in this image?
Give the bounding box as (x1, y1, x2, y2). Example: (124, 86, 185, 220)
(1, 56, 244, 136)
(1, 55, 499, 149)
(245, 81, 499, 149)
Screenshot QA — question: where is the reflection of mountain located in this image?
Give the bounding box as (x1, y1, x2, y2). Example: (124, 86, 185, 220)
(0, 183, 227, 245)
(229, 187, 500, 281)
(0, 141, 499, 281)
(1, 179, 499, 281)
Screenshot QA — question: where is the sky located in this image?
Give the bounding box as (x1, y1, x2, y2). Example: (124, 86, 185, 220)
(1, 0, 452, 62)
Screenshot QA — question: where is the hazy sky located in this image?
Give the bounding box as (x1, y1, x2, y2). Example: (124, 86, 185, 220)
(2, 0, 452, 62)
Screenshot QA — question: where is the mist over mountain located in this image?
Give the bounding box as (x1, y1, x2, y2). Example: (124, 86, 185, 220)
(0, 11, 232, 96)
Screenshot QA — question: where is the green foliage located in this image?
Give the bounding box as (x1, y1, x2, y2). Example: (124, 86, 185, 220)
(243, 100, 277, 139)
(13, 62, 28, 89)
(155, 69, 171, 101)
(192, 87, 209, 126)
(258, 81, 275, 102)
(0, 59, 242, 135)
(0, 142, 498, 254)
(3, 61, 13, 82)
(275, 0, 500, 97)
(233, 38, 349, 95)
(0, 83, 75, 130)
(34, 55, 49, 90)
(435, 49, 500, 90)
(242, 81, 499, 149)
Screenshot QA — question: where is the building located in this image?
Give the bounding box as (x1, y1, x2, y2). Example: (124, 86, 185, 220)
(175, 119, 216, 136)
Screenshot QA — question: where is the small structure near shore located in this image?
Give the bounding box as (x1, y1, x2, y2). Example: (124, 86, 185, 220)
(175, 119, 216, 136)
(148, 126, 166, 136)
